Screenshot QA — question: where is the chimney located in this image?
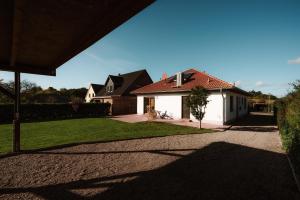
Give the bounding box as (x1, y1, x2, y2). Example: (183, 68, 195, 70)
(176, 72, 182, 87)
(162, 72, 168, 80)
(207, 77, 210, 84)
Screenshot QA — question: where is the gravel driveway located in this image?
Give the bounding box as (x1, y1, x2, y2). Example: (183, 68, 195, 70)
(0, 113, 299, 199)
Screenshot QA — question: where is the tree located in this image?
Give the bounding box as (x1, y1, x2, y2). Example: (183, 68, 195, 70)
(187, 86, 209, 129)
(0, 79, 88, 103)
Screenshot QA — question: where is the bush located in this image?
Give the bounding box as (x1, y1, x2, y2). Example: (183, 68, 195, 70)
(276, 80, 300, 176)
(286, 92, 300, 129)
(0, 103, 111, 123)
(280, 124, 300, 172)
(275, 99, 287, 128)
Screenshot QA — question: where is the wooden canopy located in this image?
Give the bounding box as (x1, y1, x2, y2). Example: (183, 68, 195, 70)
(0, 0, 153, 76)
(0, 0, 154, 152)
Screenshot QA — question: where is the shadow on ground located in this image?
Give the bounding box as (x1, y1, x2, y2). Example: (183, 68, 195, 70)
(230, 112, 277, 132)
(0, 142, 299, 200)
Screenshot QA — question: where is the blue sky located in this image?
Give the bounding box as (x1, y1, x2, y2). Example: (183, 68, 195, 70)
(2, 0, 300, 96)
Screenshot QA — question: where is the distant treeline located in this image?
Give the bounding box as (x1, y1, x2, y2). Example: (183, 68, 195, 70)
(248, 90, 277, 100)
(0, 79, 87, 104)
(248, 90, 277, 112)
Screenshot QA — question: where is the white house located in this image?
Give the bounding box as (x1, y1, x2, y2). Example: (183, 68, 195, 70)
(132, 69, 249, 125)
(85, 84, 104, 102)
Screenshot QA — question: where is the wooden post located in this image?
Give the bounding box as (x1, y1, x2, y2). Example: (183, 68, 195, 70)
(13, 72, 20, 152)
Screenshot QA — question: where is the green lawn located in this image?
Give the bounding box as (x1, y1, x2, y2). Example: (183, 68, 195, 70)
(0, 118, 213, 153)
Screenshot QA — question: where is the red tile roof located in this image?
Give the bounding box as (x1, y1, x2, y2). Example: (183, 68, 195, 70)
(132, 69, 247, 95)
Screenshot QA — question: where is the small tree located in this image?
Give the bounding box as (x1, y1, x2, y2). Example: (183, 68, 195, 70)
(187, 86, 209, 129)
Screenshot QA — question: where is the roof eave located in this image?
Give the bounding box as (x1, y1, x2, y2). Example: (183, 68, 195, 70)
(132, 87, 235, 95)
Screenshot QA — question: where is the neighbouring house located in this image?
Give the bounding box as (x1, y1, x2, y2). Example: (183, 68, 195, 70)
(85, 84, 105, 103)
(132, 69, 249, 125)
(86, 69, 153, 115)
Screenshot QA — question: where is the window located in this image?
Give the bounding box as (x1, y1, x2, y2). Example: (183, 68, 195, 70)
(106, 85, 113, 93)
(89, 94, 91, 98)
(230, 96, 233, 112)
(244, 97, 247, 109)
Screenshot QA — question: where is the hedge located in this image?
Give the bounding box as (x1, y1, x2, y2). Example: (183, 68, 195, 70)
(276, 90, 300, 177)
(0, 103, 111, 123)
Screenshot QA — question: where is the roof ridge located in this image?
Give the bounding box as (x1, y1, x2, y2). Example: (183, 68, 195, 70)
(118, 69, 146, 77)
(91, 83, 103, 86)
(197, 70, 234, 88)
(184, 68, 200, 73)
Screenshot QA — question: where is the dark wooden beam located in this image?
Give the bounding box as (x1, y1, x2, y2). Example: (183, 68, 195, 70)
(0, 64, 56, 76)
(13, 71, 20, 152)
(11, 0, 22, 153)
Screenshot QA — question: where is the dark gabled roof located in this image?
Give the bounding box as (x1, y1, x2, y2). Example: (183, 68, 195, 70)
(97, 69, 152, 96)
(90, 84, 104, 94)
(105, 75, 124, 87)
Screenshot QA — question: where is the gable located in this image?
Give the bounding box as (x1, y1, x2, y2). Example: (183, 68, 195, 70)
(85, 85, 95, 99)
(97, 69, 153, 97)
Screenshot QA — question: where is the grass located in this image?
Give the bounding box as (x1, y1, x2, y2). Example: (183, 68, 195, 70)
(0, 118, 213, 153)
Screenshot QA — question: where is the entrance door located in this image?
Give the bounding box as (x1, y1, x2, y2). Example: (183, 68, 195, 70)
(182, 96, 190, 119)
(144, 97, 155, 113)
(149, 98, 155, 111)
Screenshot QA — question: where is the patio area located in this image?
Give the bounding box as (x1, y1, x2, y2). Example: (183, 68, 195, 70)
(110, 114, 231, 131)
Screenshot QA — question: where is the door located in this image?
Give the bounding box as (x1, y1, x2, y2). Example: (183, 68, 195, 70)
(144, 97, 149, 113)
(149, 98, 155, 111)
(182, 96, 190, 119)
(144, 97, 155, 113)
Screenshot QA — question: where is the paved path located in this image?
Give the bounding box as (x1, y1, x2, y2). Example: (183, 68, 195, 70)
(0, 113, 299, 199)
(111, 114, 230, 131)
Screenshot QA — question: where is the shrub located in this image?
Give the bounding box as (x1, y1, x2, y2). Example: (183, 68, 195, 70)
(276, 80, 300, 176)
(275, 99, 287, 128)
(0, 103, 110, 123)
(286, 92, 300, 129)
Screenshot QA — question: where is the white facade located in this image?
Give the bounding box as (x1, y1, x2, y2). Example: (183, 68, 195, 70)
(223, 91, 248, 122)
(189, 92, 224, 125)
(85, 85, 96, 102)
(137, 91, 248, 125)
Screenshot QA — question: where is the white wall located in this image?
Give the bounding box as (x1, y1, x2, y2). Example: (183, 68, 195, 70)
(137, 94, 183, 119)
(137, 91, 248, 125)
(154, 94, 183, 119)
(85, 86, 95, 103)
(137, 96, 144, 114)
(224, 92, 248, 123)
(190, 93, 224, 125)
(137, 92, 224, 125)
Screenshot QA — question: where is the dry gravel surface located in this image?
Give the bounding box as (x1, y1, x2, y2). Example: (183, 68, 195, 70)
(0, 125, 299, 199)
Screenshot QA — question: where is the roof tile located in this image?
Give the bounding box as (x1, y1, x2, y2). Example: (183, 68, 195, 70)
(132, 68, 235, 94)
